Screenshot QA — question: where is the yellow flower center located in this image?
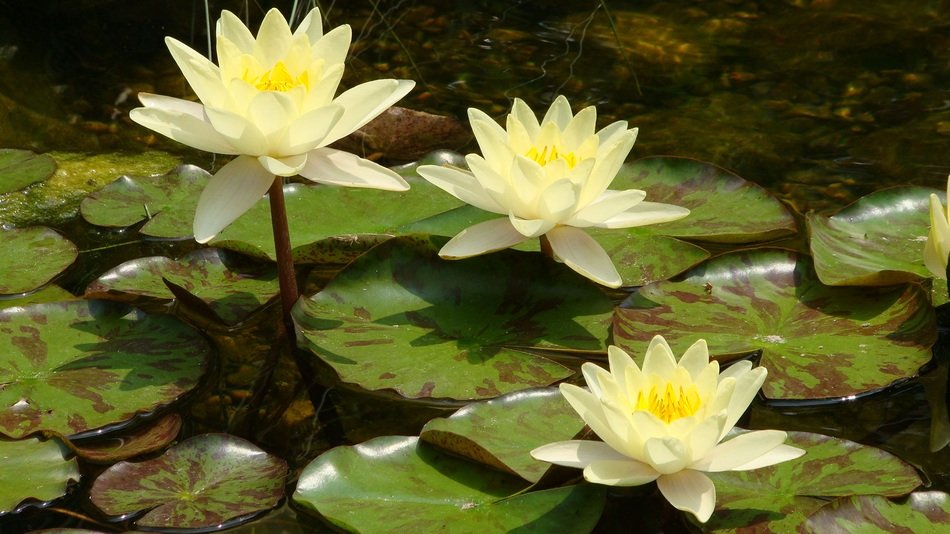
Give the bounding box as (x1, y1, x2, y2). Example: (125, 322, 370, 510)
(253, 61, 309, 92)
(526, 145, 577, 168)
(636, 382, 701, 423)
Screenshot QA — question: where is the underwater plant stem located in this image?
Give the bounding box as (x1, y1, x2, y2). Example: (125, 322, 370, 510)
(268, 176, 299, 331)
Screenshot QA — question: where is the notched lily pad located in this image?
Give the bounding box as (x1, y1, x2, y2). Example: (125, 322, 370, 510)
(80, 164, 209, 239)
(807, 186, 937, 286)
(293, 435, 605, 533)
(293, 235, 613, 402)
(73, 413, 182, 464)
(0, 436, 79, 515)
(420, 388, 584, 482)
(804, 492, 950, 532)
(0, 227, 77, 295)
(90, 433, 287, 530)
(0, 300, 209, 438)
(706, 431, 922, 532)
(0, 149, 56, 194)
(84, 248, 279, 325)
(615, 249, 936, 401)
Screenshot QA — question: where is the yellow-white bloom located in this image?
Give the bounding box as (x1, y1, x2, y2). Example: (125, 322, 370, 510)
(130, 8, 415, 243)
(416, 96, 689, 287)
(531, 336, 804, 523)
(924, 176, 950, 280)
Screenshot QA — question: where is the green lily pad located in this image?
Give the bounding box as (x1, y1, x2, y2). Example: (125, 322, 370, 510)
(0, 300, 208, 438)
(614, 249, 936, 401)
(706, 431, 922, 532)
(293, 435, 605, 533)
(73, 413, 182, 464)
(293, 235, 613, 402)
(0, 286, 77, 310)
(90, 433, 287, 530)
(420, 388, 584, 483)
(804, 492, 950, 532)
(84, 248, 279, 325)
(807, 186, 938, 286)
(0, 149, 56, 194)
(0, 227, 77, 295)
(0, 436, 78, 515)
(80, 164, 210, 239)
(212, 175, 464, 264)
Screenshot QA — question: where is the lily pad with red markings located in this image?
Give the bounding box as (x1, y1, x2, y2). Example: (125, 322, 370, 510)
(705, 431, 922, 532)
(293, 235, 613, 402)
(73, 413, 182, 464)
(79, 164, 209, 238)
(807, 186, 938, 286)
(804, 492, 950, 532)
(0, 227, 77, 295)
(420, 388, 584, 483)
(614, 249, 936, 401)
(0, 436, 78, 515)
(90, 433, 287, 530)
(0, 300, 208, 439)
(0, 149, 56, 194)
(293, 435, 605, 533)
(84, 248, 279, 325)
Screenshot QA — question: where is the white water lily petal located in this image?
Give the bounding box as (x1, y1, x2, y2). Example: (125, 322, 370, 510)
(690, 430, 789, 472)
(511, 98, 540, 138)
(585, 459, 661, 486)
(566, 189, 647, 227)
(642, 335, 678, 378)
(439, 217, 528, 258)
(546, 225, 622, 287)
(576, 130, 637, 206)
(470, 109, 513, 166)
(204, 107, 267, 154)
(193, 156, 275, 243)
(657, 470, 717, 523)
(541, 95, 573, 129)
(299, 147, 408, 190)
(164, 37, 226, 107)
(925, 189, 950, 280)
(293, 7, 324, 44)
(256, 8, 294, 66)
(310, 25, 352, 75)
(731, 443, 805, 470)
(596, 121, 633, 148)
(509, 214, 554, 238)
(130, 99, 238, 155)
(722, 367, 768, 436)
(322, 79, 416, 145)
(580, 362, 615, 400)
(217, 10, 256, 54)
(644, 437, 690, 474)
(607, 345, 637, 397)
(530, 440, 629, 468)
(285, 104, 344, 154)
(597, 200, 691, 229)
(258, 154, 307, 176)
(561, 105, 596, 148)
(559, 384, 630, 455)
(416, 165, 504, 213)
(679, 339, 712, 379)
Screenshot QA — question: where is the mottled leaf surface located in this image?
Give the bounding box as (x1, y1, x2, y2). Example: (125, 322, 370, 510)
(614, 249, 936, 400)
(0, 436, 78, 514)
(804, 492, 950, 533)
(212, 176, 463, 263)
(79, 165, 209, 238)
(0, 227, 77, 295)
(293, 435, 605, 533)
(0, 149, 56, 194)
(74, 413, 182, 464)
(293, 236, 613, 401)
(84, 248, 279, 325)
(0, 286, 76, 310)
(420, 388, 584, 482)
(0, 300, 208, 438)
(90, 433, 286, 529)
(808, 186, 938, 286)
(706, 431, 922, 532)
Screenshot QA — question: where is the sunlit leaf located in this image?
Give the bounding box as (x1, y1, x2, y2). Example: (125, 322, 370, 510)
(0, 300, 208, 438)
(293, 235, 613, 401)
(0, 227, 77, 295)
(614, 249, 936, 400)
(0, 436, 78, 515)
(804, 492, 950, 532)
(420, 388, 584, 482)
(0, 149, 56, 194)
(90, 433, 286, 529)
(293, 435, 605, 533)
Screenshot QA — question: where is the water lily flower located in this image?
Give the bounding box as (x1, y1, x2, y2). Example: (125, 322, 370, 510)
(924, 176, 950, 280)
(416, 96, 689, 287)
(531, 336, 804, 523)
(130, 7, 415, 243)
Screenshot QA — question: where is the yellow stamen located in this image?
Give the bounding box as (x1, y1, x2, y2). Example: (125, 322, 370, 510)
(636, 382, 701, 423)
(526, 145, 577, 168)
(253, 61, 309, 92)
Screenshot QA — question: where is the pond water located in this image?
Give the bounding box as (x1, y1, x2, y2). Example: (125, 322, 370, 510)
(1, 0, 949, 532)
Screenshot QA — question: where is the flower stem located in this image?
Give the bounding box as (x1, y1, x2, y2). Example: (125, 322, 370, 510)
(268, 176, 299, 330)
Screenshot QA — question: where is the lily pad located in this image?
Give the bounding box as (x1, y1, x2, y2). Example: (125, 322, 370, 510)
(0, 149, 56, 194)
(0, 286, 76, 310)
(293, 235, 613, 401)
(420, 388, 584, 482)
(90, 433, 287, 530)
(212, 175, 464, 263)
(84, 248, 279, 325)
(0, 300, 208, 438)
(80, 164, 210, 239)
(0, 227, 77, 295)
(73, 413, 182, 464)
(0, 436, 78, 515)
(293, 435, 605, 533)
(706, 431, 922, 532)
(804, 492, 950, 532)
(614, 249, 936, 400)
(807, 186, 937, 286)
